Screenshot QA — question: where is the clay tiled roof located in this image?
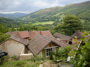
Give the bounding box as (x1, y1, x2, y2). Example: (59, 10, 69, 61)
(6, 31, 29, 39)
(19, 31, 29, 38)
(29, 30, 52, 39)
(53, 32, 71, 40)
(28, 34, 51, 56)
(41, 30, 52, 37)
(29, 31, 40, 39)
(6, 31, 19, 36)
(10, 35, 29, 45)
(71, 31, 84, 39)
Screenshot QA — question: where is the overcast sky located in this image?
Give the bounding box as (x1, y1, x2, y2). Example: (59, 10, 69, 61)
(0, 0, 89, 14)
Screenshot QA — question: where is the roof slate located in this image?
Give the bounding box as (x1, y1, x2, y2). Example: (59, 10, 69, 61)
(10, 35, 29, 45)
(28, 34, 51, 56)
(28, 34, 67, 56)
(44, 35, 67, 47)
(53, 32, 71, 40)
(71, 31, 84, 39)
(6, 31, 29, 39)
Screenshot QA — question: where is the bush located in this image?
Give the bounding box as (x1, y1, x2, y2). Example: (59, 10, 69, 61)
(72, 31, 90, 67)
(0, 55, 9, 64)
(50, 45, 72, 61)
(49, 51, 55, 60)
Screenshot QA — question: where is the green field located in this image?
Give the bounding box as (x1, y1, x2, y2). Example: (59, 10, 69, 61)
(33, 21, 54, 25)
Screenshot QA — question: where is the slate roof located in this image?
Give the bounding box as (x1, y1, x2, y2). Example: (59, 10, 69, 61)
(28, 34, 51, 56)
(71, 31, 84, 39)
(44, 35, 67, 47)
(6, 31, 29, 39)
(10, 35, 29, 45)
(53, 32, 71, 40)
(28, 34, 67, 56)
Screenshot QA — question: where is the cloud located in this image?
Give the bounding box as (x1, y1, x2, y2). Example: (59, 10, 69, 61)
(34, 1, 56, 8)
(0, 0, 89, 14)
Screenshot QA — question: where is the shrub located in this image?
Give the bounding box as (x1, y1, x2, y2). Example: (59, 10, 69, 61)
(50, 45, 72, 61)
(49, 51, 55, 60)
(0, 55, 9, 64)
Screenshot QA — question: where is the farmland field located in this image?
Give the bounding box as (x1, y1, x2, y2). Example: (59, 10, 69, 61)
(33, 21, 54, 25)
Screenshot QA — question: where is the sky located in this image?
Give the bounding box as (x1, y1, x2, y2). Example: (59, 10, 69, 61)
(0, 0, 89, 14)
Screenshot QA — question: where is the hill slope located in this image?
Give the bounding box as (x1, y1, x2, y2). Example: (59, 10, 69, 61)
(20, 1, 90, 22)
(0, 17, 19, 27)
(0, 13, 27, 19)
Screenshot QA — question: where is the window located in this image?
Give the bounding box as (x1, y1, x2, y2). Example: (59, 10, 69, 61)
(46, 48, 52, 57)
(69, 41, 72, 45)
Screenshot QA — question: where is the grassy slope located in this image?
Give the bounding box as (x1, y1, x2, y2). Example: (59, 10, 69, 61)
(21, 1, 90, 22)
(21, 7, 61, 20)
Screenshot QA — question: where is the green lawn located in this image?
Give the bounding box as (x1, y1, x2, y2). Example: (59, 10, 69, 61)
(33, 21, 54, 25)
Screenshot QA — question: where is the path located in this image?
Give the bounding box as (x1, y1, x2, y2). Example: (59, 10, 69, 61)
(60, 65, 73, 67)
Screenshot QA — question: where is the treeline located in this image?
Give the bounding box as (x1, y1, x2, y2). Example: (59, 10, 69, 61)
(0, 17, 19, 27)
(0, 23, 49, 33)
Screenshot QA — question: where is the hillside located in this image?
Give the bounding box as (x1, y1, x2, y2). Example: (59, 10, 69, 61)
(20, 1, 90, 22)
(0, 17, 19, 27)
(0, 13, 27, 19)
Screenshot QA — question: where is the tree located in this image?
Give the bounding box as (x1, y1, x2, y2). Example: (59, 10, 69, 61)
(0, 32, 11, 43)
(11, 24, 16, 31)
(18, 23, 24, 31)
(62, 14, 84, 36)
(53, 24, 65, 34)
(0, 24, 9, 33)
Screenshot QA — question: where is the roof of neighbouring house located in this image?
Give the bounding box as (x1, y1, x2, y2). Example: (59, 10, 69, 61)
(29, 31, 40, 39)
(6, 31, 29, 39)
(18, 31, 29, 38)
(53, 32, 71, 40)
(29, 30, 52, 39)
(28, 34, 67, 56)
(41, 30, 52, 37)
(6, 31, 19, 36)
(28, 34, 51, 56)
(10, 35, 29, 45)
(44, 35, 67, 47)
(71, 31, 84, 39)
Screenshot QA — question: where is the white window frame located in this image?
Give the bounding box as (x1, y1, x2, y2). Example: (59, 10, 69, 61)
(45, 48, 52, 57)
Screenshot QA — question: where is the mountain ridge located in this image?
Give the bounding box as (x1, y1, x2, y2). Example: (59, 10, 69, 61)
(20, 1, 90, 22)
(0, 13, 28, 19)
